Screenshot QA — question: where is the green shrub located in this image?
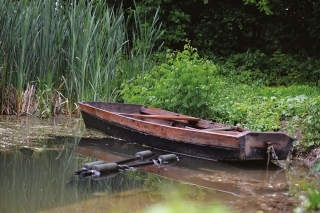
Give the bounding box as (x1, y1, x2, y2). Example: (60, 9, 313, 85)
(120, 41, 221, 118)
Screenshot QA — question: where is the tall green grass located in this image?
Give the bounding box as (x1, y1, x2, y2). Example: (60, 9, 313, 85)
(123, 5, 163, 77)
(0, 0, 162, 116)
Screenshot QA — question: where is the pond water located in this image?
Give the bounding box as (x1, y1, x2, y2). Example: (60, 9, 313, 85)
(0, 116, 312, 213)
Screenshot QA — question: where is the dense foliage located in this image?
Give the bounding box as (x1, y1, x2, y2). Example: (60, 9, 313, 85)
(119, 0, 320, 57)
(120, 42, 218, 118)
(118, 0, 320, 87)
(218, 50, 320, 86)
(120, 44, 320, 151)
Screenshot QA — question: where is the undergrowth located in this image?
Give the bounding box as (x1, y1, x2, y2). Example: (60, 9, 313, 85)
(119, 43, 320, 151)
(294, 161, 320, 213)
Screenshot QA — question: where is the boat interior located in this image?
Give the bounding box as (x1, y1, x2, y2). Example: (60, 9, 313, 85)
(119, 105, 244, 134)
(84, 102, 244, 134)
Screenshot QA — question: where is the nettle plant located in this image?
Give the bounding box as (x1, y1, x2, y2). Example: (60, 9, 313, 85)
(120, 42, 220, 118)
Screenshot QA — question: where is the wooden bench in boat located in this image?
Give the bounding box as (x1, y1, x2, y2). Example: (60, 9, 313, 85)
(139, 106, 212, 128)
(120, 107, 243, 132)
(119, 113, 200, 121)
(139, 106, 231, 129)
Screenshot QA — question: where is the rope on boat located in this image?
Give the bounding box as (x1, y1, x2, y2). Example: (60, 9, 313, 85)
(266, 142, 285, 169)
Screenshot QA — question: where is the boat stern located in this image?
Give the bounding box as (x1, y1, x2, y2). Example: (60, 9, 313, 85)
(241, 132, 293, 160)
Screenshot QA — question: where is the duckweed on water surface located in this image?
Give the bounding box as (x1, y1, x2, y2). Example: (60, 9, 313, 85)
(0, 115, 105, 151)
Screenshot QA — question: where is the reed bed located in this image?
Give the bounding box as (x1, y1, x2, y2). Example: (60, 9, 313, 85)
(0, 0, 162, 116)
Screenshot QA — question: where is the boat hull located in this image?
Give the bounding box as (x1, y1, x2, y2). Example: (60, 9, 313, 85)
(79, 102, 293, 161)
(81, 111, 242, 160)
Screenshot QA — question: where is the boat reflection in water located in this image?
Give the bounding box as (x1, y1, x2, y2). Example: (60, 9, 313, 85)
(75, 137, 289, 198)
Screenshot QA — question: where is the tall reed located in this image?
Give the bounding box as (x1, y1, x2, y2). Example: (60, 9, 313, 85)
(0, 0, 163, 116)
(63, 0, 128, 108)
(0, 0, 68, 114)
(119, 4, 164, 79)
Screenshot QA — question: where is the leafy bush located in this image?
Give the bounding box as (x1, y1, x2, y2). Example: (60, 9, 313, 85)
(120, 41, 221, 118)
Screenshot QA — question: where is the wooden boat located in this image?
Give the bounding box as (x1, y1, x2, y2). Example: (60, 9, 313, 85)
(78, 102, 293, 161)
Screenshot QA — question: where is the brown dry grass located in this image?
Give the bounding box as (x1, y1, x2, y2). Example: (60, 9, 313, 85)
(20, 84, 39, 116)
(2, 85, 17, 115)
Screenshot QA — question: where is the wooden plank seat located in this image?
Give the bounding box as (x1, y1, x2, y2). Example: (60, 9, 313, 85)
(119, 113, 200, 121)
(137, 107, 244, 132)
(139, 106, 212, 128)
